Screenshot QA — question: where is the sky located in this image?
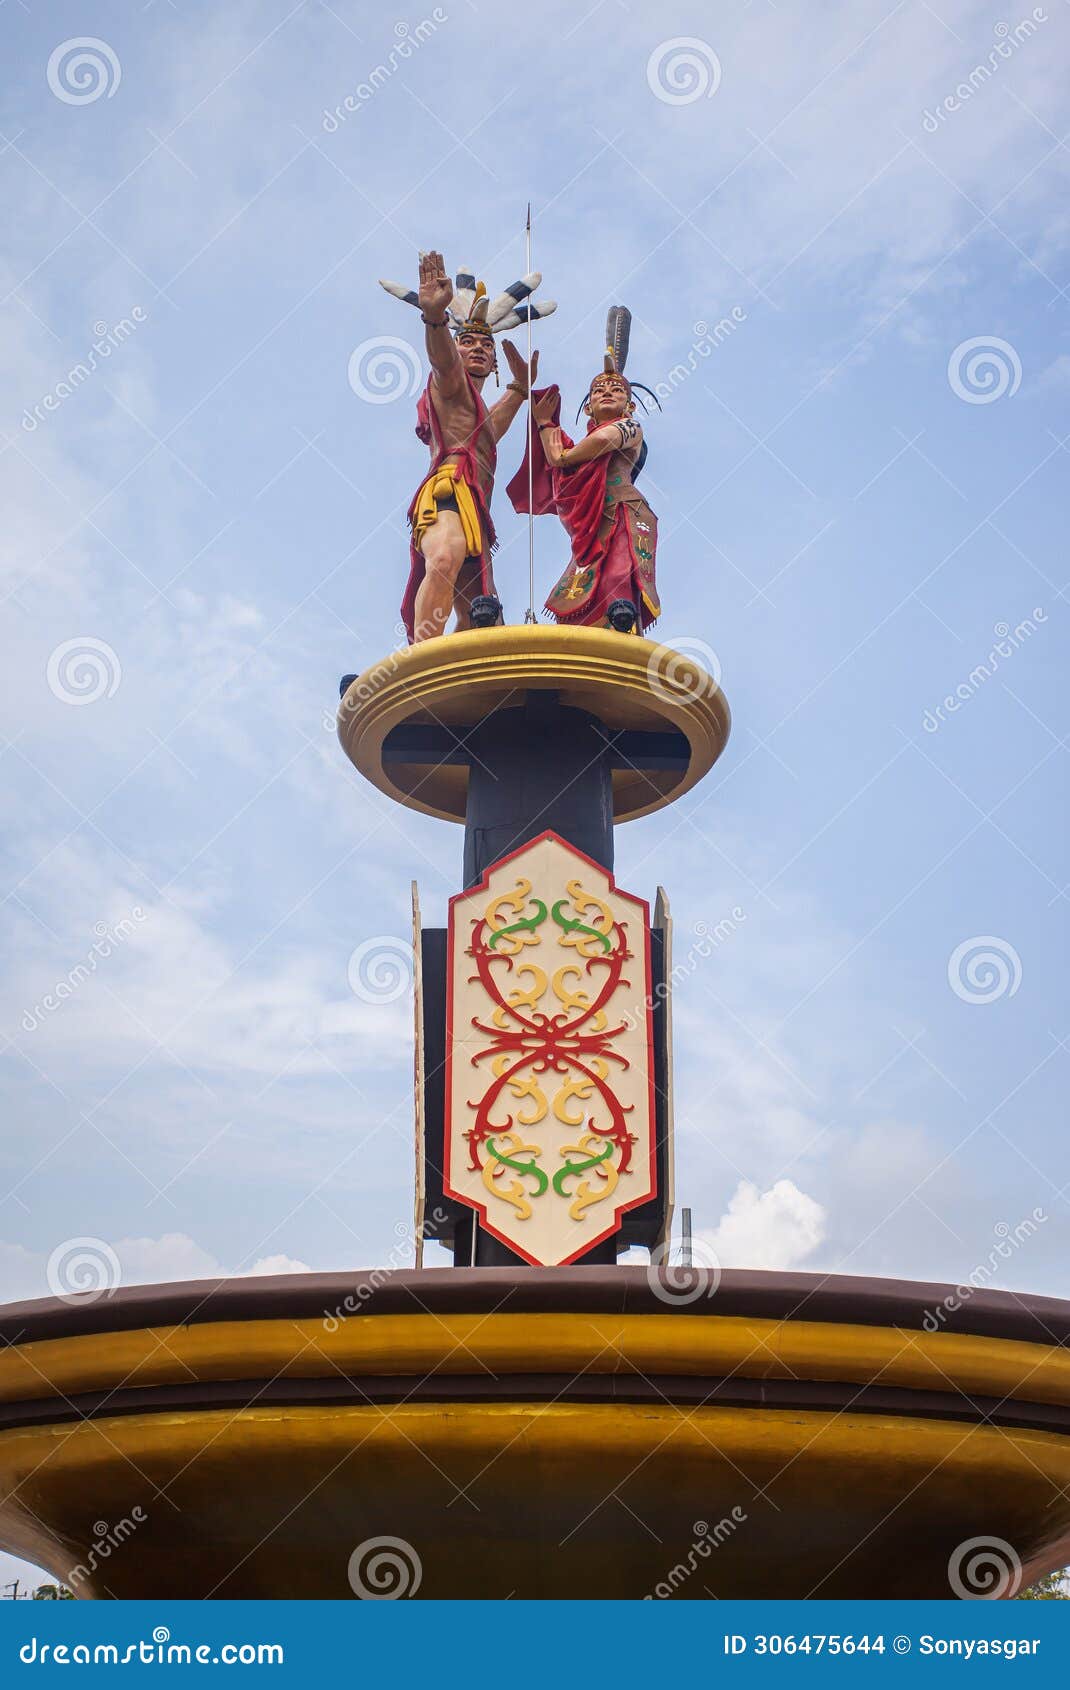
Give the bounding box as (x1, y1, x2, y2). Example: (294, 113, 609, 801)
(0, 0, 1067, 1591)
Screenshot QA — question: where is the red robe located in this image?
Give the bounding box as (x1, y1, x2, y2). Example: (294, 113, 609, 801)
(506, 388, 659, 628)
(401, 372, 497, 645)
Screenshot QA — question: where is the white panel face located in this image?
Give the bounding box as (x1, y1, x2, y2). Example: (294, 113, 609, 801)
(444, 833, 656, 1265)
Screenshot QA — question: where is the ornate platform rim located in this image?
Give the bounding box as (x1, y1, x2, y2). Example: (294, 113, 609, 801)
(336, 624, 731, 824)
(1, 1306, 1069, 1437)
(4, 1265, 1069, 1347)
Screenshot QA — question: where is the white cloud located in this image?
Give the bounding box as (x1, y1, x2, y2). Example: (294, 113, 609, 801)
(3, 836, 412, 1077)
(0, 1232, 312, 1303)
(703, 1177, 827, 1270)
(243, 1253, 312, 1276)
(110, 1231, 220, 1285)
(533, 0, 1070, 352)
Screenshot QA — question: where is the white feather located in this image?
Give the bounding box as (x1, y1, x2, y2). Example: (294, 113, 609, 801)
(493, 300, 558, 333)
(450, 262, 477, 325)
(486, 271, 543, 325)
(379, 278, 419, 306)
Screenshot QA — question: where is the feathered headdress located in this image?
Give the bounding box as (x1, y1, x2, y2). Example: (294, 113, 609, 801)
(577, 304, 661, 421)
(379, 261, 557, 339)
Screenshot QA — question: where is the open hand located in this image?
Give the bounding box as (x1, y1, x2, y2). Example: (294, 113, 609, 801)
(501, 338, 538, 393)
(531, 385, 559, 428)
(417, 250, 453, 320)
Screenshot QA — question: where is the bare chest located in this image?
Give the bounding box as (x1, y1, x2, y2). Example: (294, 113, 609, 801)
(430, 388, 486, 453)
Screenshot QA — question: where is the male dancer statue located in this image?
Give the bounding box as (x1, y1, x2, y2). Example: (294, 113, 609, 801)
(508, 306, 661, 633)
(379, 252, 555, 644)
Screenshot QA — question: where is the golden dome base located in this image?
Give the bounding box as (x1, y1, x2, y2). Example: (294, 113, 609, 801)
(337, 625, 730, 825)
(2, 1268, 1069, 1599)
(6, 1403, 1070, 1599)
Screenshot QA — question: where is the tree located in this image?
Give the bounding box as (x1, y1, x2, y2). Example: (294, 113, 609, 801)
(31, 1583, 73, 1600)
(1017, 1569, 1068, 1600)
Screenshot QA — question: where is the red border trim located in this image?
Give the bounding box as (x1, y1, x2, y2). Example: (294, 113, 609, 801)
(443, 831, 658, 1265)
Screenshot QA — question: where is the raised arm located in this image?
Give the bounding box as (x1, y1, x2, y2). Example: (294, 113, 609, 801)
(486, 340, 538, 443)
(537, 410, 641, 471)
(418, 250, 465, 401)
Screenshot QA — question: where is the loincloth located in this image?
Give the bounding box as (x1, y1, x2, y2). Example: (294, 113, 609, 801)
(411, 465, 482, 558)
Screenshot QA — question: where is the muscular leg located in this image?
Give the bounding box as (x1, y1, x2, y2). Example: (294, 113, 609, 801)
(452, 554, 485, 632)
(413, 509, 467, 643)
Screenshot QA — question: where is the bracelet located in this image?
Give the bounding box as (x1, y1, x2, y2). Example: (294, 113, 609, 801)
(506, 381, 528, 398)
(421, 315, 448, 327)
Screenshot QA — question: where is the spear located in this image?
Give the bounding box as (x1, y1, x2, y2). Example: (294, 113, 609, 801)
(524, 201, 536, 624)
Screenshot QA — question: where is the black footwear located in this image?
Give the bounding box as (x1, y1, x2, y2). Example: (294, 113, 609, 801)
(606, 598, 638, 634)
(470, 595, 503, 629)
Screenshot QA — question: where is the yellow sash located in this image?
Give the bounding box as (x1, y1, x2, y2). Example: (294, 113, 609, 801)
(412, 465, 482, 556)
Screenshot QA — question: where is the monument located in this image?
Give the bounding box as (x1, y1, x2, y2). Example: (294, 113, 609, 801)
(0, 258, 1068, 1601)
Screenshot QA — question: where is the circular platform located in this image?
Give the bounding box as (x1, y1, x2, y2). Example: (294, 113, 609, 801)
(337, 625, 730, 824)
(2, 1267, 1069, 1599)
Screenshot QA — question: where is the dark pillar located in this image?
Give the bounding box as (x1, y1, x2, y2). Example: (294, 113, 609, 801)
(462, 1214, 616, 1268)
(463, 693, 614, 889)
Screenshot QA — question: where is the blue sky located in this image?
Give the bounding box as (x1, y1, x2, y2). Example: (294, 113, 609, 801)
(0, 0, 1067, 1589)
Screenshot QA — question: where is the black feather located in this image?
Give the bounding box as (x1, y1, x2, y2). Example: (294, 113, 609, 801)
(628, 381, 663, 413)
(605, 305, 631, 374)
